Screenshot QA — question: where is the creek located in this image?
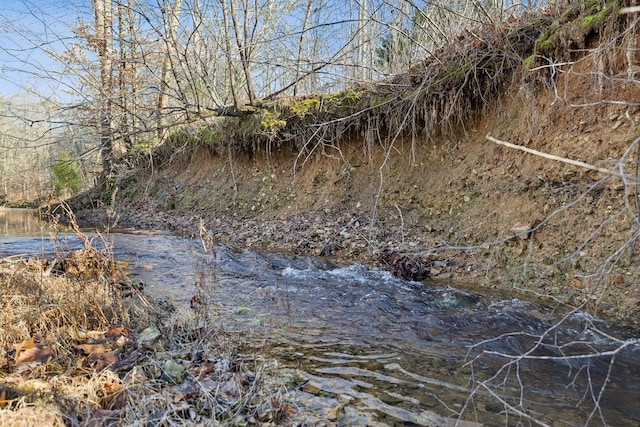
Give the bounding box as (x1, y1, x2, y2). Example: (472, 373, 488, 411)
(2, 208, 640, 426)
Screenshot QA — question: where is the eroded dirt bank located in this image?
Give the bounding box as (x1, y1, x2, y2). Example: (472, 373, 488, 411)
(77, 80, 640, 325)
(72, 3, 640, 325)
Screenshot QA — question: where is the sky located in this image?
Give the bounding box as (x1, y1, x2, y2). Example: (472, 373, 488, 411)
(0, 0, 87, 98)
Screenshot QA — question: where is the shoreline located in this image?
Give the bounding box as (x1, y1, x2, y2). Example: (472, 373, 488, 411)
(77, 196, 485, 282)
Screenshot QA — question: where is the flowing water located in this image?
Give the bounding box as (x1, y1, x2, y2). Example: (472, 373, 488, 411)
(2, 208, 640, 426)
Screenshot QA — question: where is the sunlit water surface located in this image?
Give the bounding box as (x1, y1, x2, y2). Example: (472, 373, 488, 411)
(2, 209, 639, 426)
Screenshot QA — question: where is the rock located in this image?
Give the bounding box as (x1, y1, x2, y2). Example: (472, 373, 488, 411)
(337, 394, 354, 404)
(511, 224, 531, 240)
(302, 381, 323, 394)
(236, 307, 252, 315)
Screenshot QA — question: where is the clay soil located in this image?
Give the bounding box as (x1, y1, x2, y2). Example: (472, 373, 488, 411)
(77, 65, 640, 326)
(71, 7, 640, 325)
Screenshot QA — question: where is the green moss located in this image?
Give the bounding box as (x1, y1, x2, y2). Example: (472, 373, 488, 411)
(288, 98, 321, 118)
(580, 4, 612, 29)
(260, 110, 287, 133)
(200, 127, 217, 146)
(535, 25, 558, 52)
(331, 89, 363, 106)
(585, 0, 602, 10)
(131, 139, 154, 154)
(523, 54, 536, 72)
(167, 129, 198, 146)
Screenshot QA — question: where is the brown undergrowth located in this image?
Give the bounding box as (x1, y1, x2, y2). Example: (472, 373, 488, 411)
(0, 207, 287, 426)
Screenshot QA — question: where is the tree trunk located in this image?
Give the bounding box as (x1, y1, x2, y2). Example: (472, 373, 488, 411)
(93, 0, 115, 195)
(293, 0, 313, 97)
(156, 0, 183, 140)
(229, 0, 257, 106)
(220, 0, 239, 109)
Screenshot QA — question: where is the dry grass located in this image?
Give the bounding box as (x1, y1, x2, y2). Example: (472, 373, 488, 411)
(0, 206, 140, 425)
(0, 211, 287, 426)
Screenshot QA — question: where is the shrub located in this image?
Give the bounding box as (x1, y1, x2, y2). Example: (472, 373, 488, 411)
(52, 152, 80, 195)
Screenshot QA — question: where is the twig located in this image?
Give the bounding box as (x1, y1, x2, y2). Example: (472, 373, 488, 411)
(394, 204, 405, 249)
(486, 135, 639, 181)
(620, 6, 640, 14)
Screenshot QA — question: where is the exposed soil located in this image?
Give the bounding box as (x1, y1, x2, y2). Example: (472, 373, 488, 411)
(74, 6, 640, 325)
(77, 80, 640, 326)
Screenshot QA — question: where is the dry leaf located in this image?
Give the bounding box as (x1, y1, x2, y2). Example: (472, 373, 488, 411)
(73, 343, 111, 355)
(106, 325, 127, 336)
(173, 382, 199, 402)
(570, 278, 584, 290)
(194, 361, 215, 375)
(87, 351, 118, 371)
(281, 404, 297, 416)
(12, 337, 35, 359)
(112, 350, 143, 371)
(15, 346, 53, 365)
(199, 377, 240, 404)
(103, 378, 121, 394)
(72, 329, 106, 341)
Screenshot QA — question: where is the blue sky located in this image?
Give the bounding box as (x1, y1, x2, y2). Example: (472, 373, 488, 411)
(0, 0, 86, 98)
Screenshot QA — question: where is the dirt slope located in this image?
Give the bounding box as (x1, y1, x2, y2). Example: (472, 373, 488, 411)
(78, 6, 640, 324)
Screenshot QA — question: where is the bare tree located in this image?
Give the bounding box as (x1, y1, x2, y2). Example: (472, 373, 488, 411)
(92, 0, 116, 191)
(156, 0, 184, 138)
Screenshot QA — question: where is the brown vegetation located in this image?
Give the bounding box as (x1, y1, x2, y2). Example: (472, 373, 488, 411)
(4, 1, 640, 424)
(0, 214, 287, 425)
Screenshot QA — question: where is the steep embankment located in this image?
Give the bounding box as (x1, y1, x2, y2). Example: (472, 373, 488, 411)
(82, 3, 640, 324)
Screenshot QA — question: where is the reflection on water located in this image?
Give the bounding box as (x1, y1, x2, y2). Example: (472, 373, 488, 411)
(0, 208, 47, 238)
(1, 208, 639, 426)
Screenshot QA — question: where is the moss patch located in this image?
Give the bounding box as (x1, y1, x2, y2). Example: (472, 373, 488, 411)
(534, 25, 558, 52)
(288, 98, 321, 118)
(580, 4, 613, 30)
(260, 110, 287, 133)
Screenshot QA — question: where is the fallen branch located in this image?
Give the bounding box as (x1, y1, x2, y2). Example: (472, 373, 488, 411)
(486, 135, 638, 181)
(620, 6, 640, 14)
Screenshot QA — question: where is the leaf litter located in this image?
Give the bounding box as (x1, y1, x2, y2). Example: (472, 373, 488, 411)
(0, 210, 290, 426)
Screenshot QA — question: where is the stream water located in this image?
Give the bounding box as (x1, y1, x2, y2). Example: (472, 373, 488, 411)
(2, 208, 640, 426)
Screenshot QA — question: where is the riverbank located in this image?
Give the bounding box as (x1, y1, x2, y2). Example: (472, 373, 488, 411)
(77, 99, 640, 327)
(0, 222, 309, 426)
(78, 193, 480, 281)
(66, 3, 640, 327)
